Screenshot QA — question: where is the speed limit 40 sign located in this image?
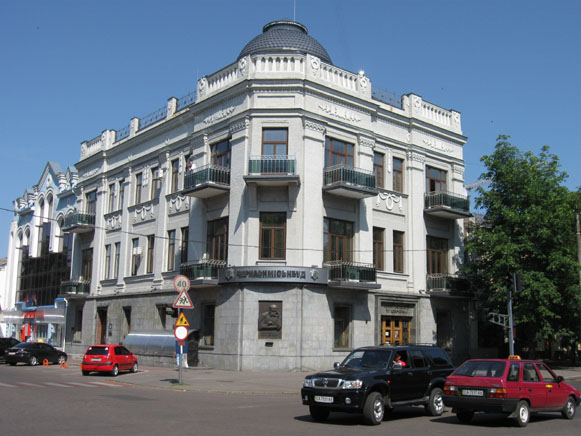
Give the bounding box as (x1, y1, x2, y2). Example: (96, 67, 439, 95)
(173, 275, 190, 293)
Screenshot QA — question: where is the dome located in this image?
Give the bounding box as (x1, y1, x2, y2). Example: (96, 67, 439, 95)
(238, 20, 332, 65)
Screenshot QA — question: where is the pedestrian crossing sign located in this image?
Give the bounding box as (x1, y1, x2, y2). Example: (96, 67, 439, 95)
(173, 290, 194, 310)
(176, 312, 190, 327)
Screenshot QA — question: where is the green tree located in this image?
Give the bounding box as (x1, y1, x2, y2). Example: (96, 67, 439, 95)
(463, 135, 580, 358)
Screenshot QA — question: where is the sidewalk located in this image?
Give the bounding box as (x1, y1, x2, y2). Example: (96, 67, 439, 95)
(67, 358, 581, 394)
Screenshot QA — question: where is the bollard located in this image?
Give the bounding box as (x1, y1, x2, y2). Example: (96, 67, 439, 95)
(60, 360, 68, 368)
(43, 359, 49, 366)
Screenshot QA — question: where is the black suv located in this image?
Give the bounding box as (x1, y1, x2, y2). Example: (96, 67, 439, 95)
(301, 345, 454, 425)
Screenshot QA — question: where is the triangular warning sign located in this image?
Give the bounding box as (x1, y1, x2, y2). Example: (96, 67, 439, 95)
(173, 290, 194, 310)
(175, 312, 191, 327)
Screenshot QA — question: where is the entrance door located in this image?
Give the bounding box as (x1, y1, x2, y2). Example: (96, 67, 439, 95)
(97, 308, 108, 344)
(381, 317, 410, 346)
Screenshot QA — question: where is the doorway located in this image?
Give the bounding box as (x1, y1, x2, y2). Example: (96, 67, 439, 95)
(97, 308, 108, 344)
(381, 317, 411, 346)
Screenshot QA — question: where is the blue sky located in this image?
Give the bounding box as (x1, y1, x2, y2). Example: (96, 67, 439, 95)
(0, 0, 579, 257)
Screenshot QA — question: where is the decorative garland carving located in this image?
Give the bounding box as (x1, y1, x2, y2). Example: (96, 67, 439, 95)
(168, 194, 191, 215)
(203, 106, 236, 125)
(133, 203, 155, 224)
(304, 119, 326, 135)
(105, 213, 122, 231)
(238, 57, 248, 77)
(375, 192, 403, 212)
(311, 56, 320, 77)
(319, 103, 361, 123)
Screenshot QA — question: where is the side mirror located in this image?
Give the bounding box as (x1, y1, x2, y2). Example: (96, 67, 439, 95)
(392, 362, 403, 370)
(556, 375, 564, 383)
(334, 362, 340, 369)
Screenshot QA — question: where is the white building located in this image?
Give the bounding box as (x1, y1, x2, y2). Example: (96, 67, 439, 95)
(4, 20, 475, 368)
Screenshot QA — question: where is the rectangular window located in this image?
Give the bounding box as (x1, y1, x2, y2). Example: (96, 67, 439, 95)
(108, 183, 117, 213)
(180, 227, 189, 264)
(323, 218, 353, 262)
(374, 152, 384, 189)
(206, 218, 228, 261)
(260, 212, 286, 260)
(86, 191, 97, 215)
(146, 234, 155, 274)
(131, 238, 139, 276)
(123, 306, 131, 335)
(150, 167, 161, 200)
(211, 139, 231, 168)
(373, 227, 384, 271)
(262, 128, 288, 156)
(104, 244, 111, 280)
(202, 304, 216, 346)
(167, 230, 176, 271)
(393, 157, 404, 193)
(426, 166, 447, 193)
(334, 306, 351, 349)
(325, 137, 354, 168)
(135, 173, 143, 204)
(113, 242, 120, 279)
(81, 248, 93, 281)
(393, 231, 404, 273)
(427, 236, 448, 274)
(119, 180, 125, 210)
(171, 159, 180, 193)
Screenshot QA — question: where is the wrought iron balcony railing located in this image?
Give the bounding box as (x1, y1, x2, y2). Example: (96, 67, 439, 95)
(424, 191, 470, 217)
(426, 273, 471, 295)
(324, 260, 377, 283)
(60, 279, 91, 295)
(247, 155, 296, 175)
(184, 165, 230, 190)
(62, 212, 96, 232)
(180, 259, 226, 281)
(323, 165, 378, 199)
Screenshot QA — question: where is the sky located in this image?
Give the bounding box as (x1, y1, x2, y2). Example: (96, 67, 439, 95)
(0, 0, 579, 258)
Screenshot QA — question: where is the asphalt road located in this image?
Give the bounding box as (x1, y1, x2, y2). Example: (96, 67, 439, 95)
(1, 363, 580, 436)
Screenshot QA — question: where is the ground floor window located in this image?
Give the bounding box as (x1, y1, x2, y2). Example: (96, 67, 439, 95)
(333, 306, 351, 349)
(202, 304, 215, 346)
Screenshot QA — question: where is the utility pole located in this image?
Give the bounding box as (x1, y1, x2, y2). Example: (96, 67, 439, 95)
(508, 274, 516, 356)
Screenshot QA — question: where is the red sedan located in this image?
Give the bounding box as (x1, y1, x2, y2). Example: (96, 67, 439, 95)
(443, 357, 580, 427)
(81, 344, 138, 376)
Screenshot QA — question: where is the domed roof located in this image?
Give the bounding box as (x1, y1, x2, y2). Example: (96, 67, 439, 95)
(238, 20, 332, 65)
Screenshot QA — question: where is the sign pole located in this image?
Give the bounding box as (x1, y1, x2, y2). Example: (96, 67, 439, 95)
(178, 308, 182, 384)
(507, 276, 515, 356)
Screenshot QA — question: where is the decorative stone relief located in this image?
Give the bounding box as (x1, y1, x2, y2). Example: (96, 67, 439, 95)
(359, 136, 375, 150)
(358, 71, 368, 91)
(230, 118, 249, 135)
(203, 106, 236, 125)
(453, 164, 465, 175)
(133, 204, 155, 224)
(80, 167, 99, 182)
(304, 119, 326, 135)
(319, 103, 361, 123)
(407, 151, 426, 164)
(238, 57, 248, 77)
(105, 213, 122, 231)
(311, 56, 320, 77)
(422, 137, 453, 154)
(197, 77, 208, 98)
(375, 192, 403, 212)
(168, 194, 191, 215)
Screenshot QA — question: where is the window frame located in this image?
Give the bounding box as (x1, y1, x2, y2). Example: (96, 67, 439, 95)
(393, 157, 404, 193)
(323, 217, 354, 262)
(333, 305, 352, 349)
(259, 212, 287, 260)
(374, 152, 384, 189)
(134, 173, 143, 205)
(373, 227, 384, 271)
(146, 234, 155, 274)
(427, 236, 448, 274)
(393, 231, 404, 273)
(261, 128, 288, 156)
(426, 166, 447, 193)
(170, 159, 180, 193)
(167, 230, 176, 271)
(211, 139, 231, 168)
(325, 137, 354, 168)
(206, 218, 228, 261)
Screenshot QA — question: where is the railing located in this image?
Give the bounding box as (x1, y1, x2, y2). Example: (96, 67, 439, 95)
(324, 260, 376, 282)
(177, 90, 197, 111)
(63, 212, 96, 229)
(116, 125, 130, 142)
(180, 259, 226, 280)
(424, 191, 470, 212)
(60, 280, 91, 295)
(248, 155, 296, 175)
(139, 105, 167, 130)
(426, 273, 471, 295)
(324, 165, 376, 190)
(372, 86, 403, 108)
(184, 165, 230, 189)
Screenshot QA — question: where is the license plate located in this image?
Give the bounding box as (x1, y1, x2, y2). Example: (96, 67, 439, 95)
(91, 358, 101, 362)
(8, 351, 15, 355)
(314, 396, 334, 403)
(462, 389, 484, 397)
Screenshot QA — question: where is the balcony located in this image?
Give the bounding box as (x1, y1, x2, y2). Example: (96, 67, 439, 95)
(180, 259, 226, 286)
(183, 165, 230, 199)
(243, 155, 300, 186)
(323, 165, 378, 199)
(325, 260, 380, 290)
(424, 191, 471, 219)
(60, 279, 91, 297)
(62, 212, 96, 233)
(426, 273, 472, 297)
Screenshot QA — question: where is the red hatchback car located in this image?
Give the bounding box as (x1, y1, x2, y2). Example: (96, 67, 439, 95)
(443, 357, 580, 427)
(81, 345, 138, 377)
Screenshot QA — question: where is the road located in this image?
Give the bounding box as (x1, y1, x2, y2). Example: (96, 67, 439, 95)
(1, 363, 580, 436)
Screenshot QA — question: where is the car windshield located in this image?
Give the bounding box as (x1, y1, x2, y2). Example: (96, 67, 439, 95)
(341, 349, 391, 369)
(13, 342, 34, 349)
(455, 360, 506, 377)
(86, 347, 110, 356)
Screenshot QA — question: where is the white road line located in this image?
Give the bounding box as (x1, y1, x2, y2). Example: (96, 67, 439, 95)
(65, 382, 97, 387)
(0, 382, 16, 387)
(17, 382, 45, 387)
(88, 381, 121, 387)
(43, 382, 73, 388)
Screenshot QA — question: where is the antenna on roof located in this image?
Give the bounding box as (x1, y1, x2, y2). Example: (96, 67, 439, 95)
(293, 0, 296, 21)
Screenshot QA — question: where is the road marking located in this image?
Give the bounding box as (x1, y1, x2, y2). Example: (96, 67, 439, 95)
(0, 382, 15, 387)
(43, 382, 73, 388)
(18, 382, 44, 387)
(66, 382, 98, 387)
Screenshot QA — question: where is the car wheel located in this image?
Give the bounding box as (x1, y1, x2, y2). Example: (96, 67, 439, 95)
(561, 396, 576, 420)
(111, 365, 119, 377)
(426, 387, 445, 416)
(57, 355, 66, 365)
(456, 410, 474, 424)
(515, 400, 530, 427)
(131, 362, 138, 373)
(29, 356, 38, 366)
(309, 406, 330, 422)
(363, 392, 384, 425)
(82, 371, 90, 376)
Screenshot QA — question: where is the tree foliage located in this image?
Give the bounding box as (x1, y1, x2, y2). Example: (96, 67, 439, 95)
(463, 135, 580, 356)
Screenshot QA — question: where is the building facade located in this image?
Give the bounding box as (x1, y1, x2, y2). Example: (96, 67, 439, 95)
(3, 21, 476, 369)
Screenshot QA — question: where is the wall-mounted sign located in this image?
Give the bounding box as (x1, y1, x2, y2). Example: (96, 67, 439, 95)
(219, 266, 327, 284)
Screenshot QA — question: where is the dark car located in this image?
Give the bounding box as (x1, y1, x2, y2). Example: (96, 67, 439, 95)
(0, 338, 20, 362)
(301, 345, 455, 425)
(443, 357, 581, 427)
(5, 342, 67, 366)
(81, 344, 138, 376)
